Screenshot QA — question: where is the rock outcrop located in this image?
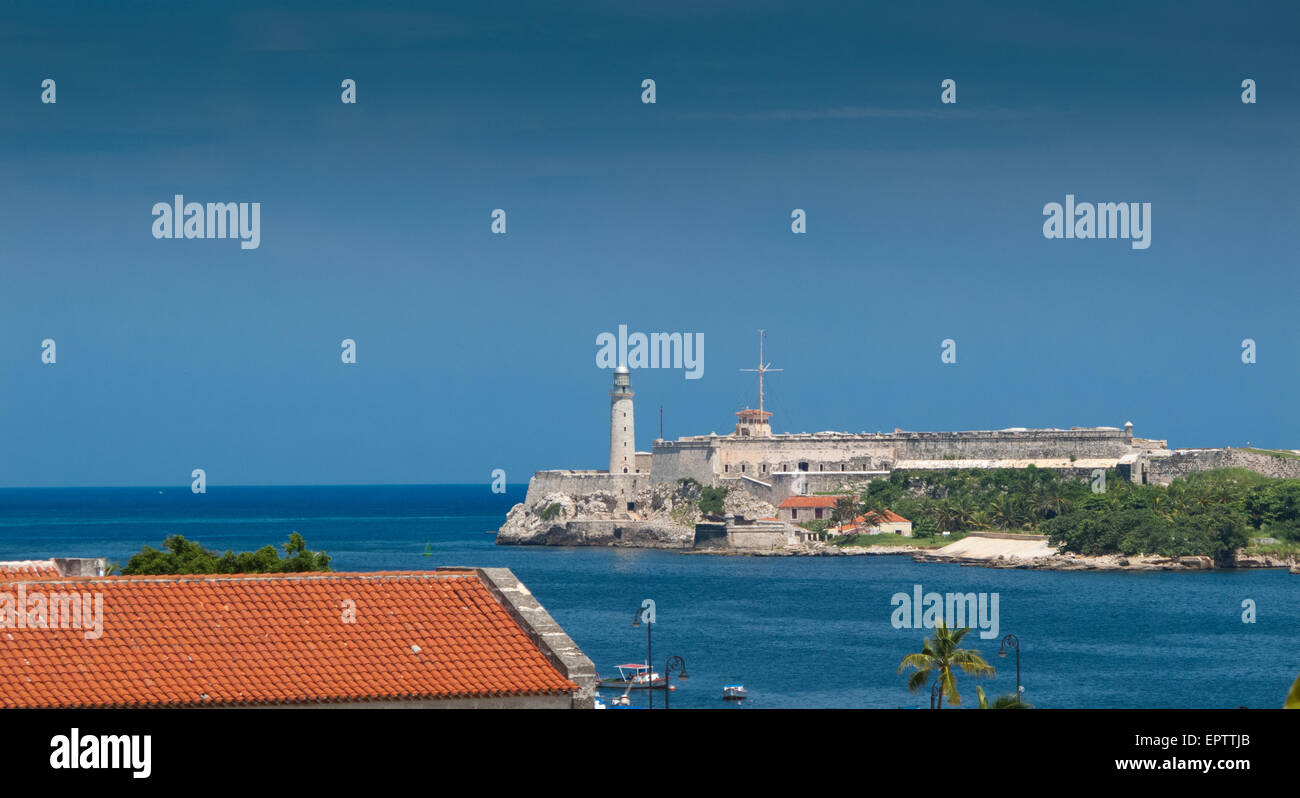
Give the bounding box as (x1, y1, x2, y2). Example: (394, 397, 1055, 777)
(498, 481, 710, 547)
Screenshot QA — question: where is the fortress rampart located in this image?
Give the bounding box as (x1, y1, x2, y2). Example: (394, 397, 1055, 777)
(523, 470, 651, 505)
(1146, 449, 1300, 485)
(650, 427, 1148, 487)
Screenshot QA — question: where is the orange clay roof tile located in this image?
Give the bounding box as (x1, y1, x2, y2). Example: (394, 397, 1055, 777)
(0, 561, 61, 579)
(777, 495, 841, 508)
(0, 570, 576, 708)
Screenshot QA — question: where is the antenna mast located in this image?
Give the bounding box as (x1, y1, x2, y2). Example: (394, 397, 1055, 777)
(740, 329, 782, 413)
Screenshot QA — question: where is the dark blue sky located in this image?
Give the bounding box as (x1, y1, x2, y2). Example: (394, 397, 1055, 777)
(0, 1, 1297, 486)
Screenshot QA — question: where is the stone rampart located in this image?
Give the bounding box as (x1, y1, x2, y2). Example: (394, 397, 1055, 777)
(1146, 449, 1300, 485)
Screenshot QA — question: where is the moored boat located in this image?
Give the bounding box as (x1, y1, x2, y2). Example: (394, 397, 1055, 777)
(596, 663, 666, 689)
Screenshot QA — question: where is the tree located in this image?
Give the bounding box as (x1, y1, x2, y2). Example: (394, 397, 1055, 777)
(1286, 673, 1300, 709)
(911, 516, 939, 538)
(122, 533, 331, 575)
(898, 622, 995, 708)
(698, 485, 728, 516)
(976, 686, 1033, 709)
(833, 495, 858, 526)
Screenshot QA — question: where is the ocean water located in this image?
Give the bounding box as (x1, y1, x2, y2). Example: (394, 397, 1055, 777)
(1, 484, 1296, 709)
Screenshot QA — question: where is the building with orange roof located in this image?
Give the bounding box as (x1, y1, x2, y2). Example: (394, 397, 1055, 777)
(776, 494, 840, 523)
(0, 566, 595, 709)
(829, 509, 913, 537)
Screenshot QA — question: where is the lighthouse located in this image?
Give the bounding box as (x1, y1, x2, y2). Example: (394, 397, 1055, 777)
(609, 365, 635, 473)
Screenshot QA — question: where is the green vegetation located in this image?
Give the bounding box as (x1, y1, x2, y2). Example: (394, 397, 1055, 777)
(1286, 674, 1300, 709)
(121, 532, 331, 575)
(698, 485, 728, 516)
(898, 622, 995, 708)
(1243, 540, 1300, 559)
(861, 466, 1085, 535)
(673, 477, 727, 520)
(833, 531, 965, 549)
(977, 686, 1033, 709)
(539, 502, 565, 521)
(856, 466, 1300, 562)
(1242, 447, 1300, 460)
(832, 495, 858, 525)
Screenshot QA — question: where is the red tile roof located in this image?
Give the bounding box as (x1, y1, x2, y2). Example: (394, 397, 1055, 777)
(778, 495, 841, 509)
(0, 560, 60, 578)
(0, 570, 577, 708)
(830, 510, 912, 533)
(863, 509, 910, 524)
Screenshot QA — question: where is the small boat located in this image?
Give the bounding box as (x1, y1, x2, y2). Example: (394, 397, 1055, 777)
(596, 663, 666, 689)
(722, 684, 747, 700)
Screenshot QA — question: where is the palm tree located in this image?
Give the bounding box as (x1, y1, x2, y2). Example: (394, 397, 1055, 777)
(991, 494, 1025, 530)
(1037, 482, 1071, 520)
(977, 686, 1033, 709)
(898, 622, 996, 708)
(832, 495, 858, 526)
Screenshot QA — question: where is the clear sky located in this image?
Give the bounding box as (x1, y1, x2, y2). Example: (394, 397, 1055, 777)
(0, 1, 1297, 487)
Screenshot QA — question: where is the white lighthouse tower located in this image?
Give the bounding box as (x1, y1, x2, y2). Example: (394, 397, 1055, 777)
(609, 365, 635, 473)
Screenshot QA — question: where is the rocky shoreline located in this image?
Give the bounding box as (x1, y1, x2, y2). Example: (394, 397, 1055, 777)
(498, 484, 1298, 572)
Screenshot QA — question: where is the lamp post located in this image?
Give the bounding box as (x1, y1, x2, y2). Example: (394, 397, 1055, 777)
(999, 633, 1022, 700)
(632, 604, 653, 709)
(663, 656, 688, 709)
(931, 679, 943, 710)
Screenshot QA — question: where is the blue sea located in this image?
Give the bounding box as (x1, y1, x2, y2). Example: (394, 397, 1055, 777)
(1, 484, 1296, 709)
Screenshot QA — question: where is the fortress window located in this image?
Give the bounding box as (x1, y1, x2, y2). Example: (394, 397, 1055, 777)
(819, 464, 824, 472)
(840, 464, 846, 471)
(627, 502, 635, 511)
(791, 509, 798, 519)
(814, 508, 824, 520)
(799, 462, 809, 472)
(725, 464, 730, 472)
(623, 468, 628, 473)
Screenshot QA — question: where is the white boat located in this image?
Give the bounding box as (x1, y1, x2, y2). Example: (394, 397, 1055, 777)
(722, 684, 747, 700)
(597, 663, 666, 690)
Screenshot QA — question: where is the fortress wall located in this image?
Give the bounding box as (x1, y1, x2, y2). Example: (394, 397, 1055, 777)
(524, 471, 650, 503)
(653, 428, 1138, 486)
(648, 440, 716, 485)
(888, 429, 1133, 459)
(1146, 449, 1300, 485)
(715, 438, 893, 475)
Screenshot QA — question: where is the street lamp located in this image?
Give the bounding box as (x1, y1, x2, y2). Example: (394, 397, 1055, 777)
(999, 633, 1022, 699)
(663, 656, 688, 710)
(931, 679, 943, 710)
(632, 605, 653, 709)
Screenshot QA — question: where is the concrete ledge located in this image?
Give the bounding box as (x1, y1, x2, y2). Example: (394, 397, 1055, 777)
(52, 557, 108, 577)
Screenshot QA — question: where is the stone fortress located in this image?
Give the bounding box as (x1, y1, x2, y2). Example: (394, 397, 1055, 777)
(497, 361, 1300, 548)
